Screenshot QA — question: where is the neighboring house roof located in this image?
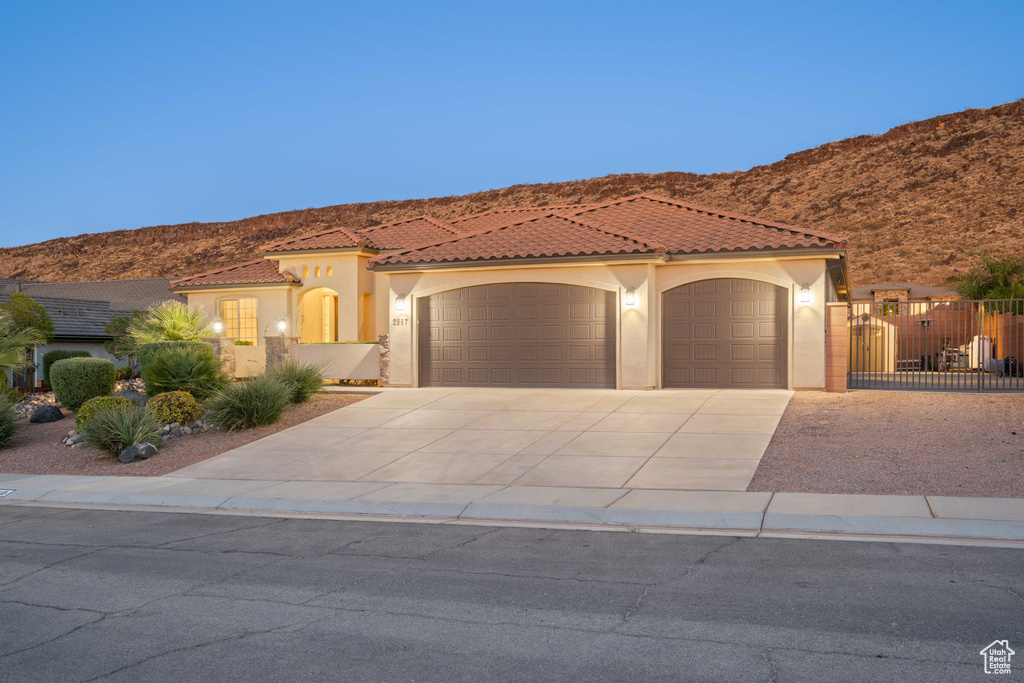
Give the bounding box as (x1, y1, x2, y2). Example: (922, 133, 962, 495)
(0, 293, 119, 339)
(851, 282, 960, 300)
(371, 194, 845, 268)
(171, 259, 300, 289)
(260, 225, 368, 253)
(354, 216, 461, 250)
(0, 278, 184, 311)
(371, 213, 662, 267)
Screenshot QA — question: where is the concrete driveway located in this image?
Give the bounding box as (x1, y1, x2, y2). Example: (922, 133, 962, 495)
(174, 388, 791, 492)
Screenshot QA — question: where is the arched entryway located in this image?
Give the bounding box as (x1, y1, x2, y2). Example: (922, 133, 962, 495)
(662, 278, 788, 388)
(418, 282, 616, 387)
(299, 287, 339, 343)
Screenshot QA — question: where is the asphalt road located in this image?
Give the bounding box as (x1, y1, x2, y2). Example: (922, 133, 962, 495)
(0, 506, 1021, 682)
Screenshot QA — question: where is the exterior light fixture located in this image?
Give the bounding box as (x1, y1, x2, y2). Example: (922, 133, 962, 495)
(395, 296, 407, 312)
(212, 317, 225, 335)
(799, 284, 812, 305)
(276, 317, 288, 334)
(624, 289, 637, 307)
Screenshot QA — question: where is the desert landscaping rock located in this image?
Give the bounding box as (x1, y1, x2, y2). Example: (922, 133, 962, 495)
(114, 389, 149, 407)
(119, 441, 159, 463)
(30, 405, 64, 423)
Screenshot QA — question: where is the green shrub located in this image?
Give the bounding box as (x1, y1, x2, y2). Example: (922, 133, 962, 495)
(234, 340, 253, 346)
(50, 358, 115, 411)
(206, 375, 291, 430)
(114, 365, 133, 381)
(128, 300, 212, 345)
(0, 396, 16, 447)
(79, 403, 163, 456)
(146, 390, 202, 425)
(137, 340, 215, 374)
(75, 396, 135, 430)
(265, 361, 325, 403)
(42, 350, 91, 386)
(1, 384, 22, 406)
(141, 346, 230, 400)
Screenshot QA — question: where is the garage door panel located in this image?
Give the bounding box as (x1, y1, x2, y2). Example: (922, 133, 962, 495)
(420, 283, 616, 388)
(663, 278, 787, 389)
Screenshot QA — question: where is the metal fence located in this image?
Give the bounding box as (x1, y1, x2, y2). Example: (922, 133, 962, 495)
(848, 299, 1024, 392)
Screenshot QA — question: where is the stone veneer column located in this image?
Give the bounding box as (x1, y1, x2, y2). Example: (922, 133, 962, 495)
(203, 337, 236, 377)
(824, 303, 849, 393)
(265, 336, 299, 369)
(378, 333, 390, 385)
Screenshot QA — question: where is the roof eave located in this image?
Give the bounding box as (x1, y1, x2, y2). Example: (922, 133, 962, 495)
(172, 281, 302, 293)
(260, 246, 380, 257)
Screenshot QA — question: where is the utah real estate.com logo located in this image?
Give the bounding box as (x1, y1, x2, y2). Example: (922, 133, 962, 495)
(980, 640, 1014, 675)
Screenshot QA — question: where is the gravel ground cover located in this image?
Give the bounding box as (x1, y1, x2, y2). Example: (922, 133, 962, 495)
(0, 391, 374, 477)
(748, 390, 1024, 498)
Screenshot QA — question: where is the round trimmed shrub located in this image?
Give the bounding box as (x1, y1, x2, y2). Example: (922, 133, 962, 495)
(50, 358, 116, 411)
(138, 341, 215, 375)
(146, 390, 202, 425)
(0, 396, 16, 447)
(142, 346, 230, 400)
(75, 396, 135, 430)
(42, 349, 91, 386)
(206, 375, 291, 430)
(114, 365, 133, 382)
(79, 403, 163, 456)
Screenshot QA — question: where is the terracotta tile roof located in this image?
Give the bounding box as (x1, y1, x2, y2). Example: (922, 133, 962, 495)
(261, 225, 367, 253)
(172, 260, 299, 289)
(370, 213, 661, 267)
(449, 205, 587, 233)
(354, 215, 461, 250)
(566, 194, 846, 254)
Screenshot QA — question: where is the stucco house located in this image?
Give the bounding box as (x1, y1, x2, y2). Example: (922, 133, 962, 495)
(173, 194, 849, 390)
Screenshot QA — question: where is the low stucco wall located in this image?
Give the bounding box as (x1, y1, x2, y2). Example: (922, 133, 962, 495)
(384, 256, 833, 390)
(233, 345, 267, 378)
(295, 343, 380, 381)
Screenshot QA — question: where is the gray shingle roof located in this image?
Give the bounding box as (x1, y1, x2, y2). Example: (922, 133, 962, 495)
(0, 278, 184, 312)
(0, 294, 119, 339)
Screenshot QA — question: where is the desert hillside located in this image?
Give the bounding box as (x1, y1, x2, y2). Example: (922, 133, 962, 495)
(2, 100, 1022, 287)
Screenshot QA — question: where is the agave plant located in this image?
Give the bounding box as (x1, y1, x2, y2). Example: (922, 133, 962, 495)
(128, 301, 213, 345)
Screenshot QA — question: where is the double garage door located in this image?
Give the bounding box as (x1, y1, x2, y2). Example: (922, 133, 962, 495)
(418, 279, 788, 389)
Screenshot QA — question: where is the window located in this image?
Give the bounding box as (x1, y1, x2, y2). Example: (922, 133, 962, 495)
(302, 267, 308, 278)
(315, 266, 321, 277)
(880, 301, 899, 316)
(327, 266, 333, 277)
(218, 298, 258, 344)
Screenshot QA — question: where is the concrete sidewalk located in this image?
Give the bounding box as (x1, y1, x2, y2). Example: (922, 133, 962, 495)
(2, 473, 1023, 546)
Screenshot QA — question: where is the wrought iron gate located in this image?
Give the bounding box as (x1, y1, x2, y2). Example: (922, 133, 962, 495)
(848, 299, 1024, 391)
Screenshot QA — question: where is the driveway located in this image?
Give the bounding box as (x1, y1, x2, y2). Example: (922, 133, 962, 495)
(174, 388, 791, 492)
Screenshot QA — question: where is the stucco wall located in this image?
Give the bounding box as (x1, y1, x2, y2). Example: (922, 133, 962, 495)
(184, 287, 294, 344)
(384, 256, 832, 390)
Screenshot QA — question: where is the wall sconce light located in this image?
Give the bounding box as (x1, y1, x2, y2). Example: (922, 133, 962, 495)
(212, 317, 225, 335)
(276, 317, 288, 334)
(395, 296, 407, 313)
(624, 289, 637, 307)
(799, 284, 812, 305)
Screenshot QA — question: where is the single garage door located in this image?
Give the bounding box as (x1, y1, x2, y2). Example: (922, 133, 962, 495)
(663, 278, 787, 389)
(419, 283, 615, 388)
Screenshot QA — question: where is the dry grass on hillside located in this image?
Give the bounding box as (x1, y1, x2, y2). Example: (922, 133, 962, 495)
(2, 100, 1021, 288)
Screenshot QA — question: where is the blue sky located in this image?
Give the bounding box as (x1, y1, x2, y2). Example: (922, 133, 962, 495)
(1, 1, 1021, 248)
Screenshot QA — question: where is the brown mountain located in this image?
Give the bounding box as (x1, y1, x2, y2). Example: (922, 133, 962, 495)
(2, 100, 1022, 288)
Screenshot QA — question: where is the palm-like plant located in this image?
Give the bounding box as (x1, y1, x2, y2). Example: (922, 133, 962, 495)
(954, 255, 1024, 313)
(128, 301, 213, 345)
(0, 313, 45, 375)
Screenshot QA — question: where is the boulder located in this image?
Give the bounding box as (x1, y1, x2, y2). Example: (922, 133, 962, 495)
(118, 441, 158, 463)
(30, 406, 64, 423)
(114, 390, 149, 407)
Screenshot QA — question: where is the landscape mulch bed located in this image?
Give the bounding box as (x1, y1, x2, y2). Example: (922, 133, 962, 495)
(748, 391, 1024, 498)
(0, 392, 374, 478)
